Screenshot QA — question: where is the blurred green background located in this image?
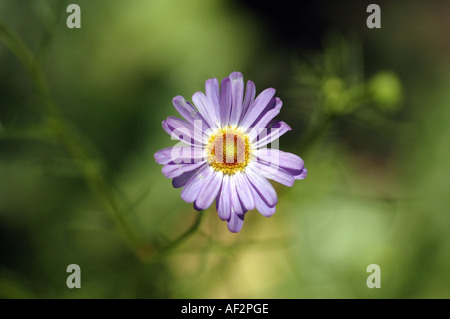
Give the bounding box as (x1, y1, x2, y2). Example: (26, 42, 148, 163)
(0, 0, 449, 298)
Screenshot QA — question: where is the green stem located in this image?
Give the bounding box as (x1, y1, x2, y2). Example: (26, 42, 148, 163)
(298, 112, 335, 151)
(0, 19, 145, 258)
(161, 211, 205, 253)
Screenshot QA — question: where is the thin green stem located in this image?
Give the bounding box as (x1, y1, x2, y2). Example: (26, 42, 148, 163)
(0, 19, 146, 259)
(161, 211, 205, 253)
(298, 112, 335, 151)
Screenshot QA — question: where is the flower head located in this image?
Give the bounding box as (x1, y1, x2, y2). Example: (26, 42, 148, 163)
(154, 72, 307, 233)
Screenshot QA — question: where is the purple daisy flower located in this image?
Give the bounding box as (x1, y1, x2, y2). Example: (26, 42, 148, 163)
(154, 72, 307, 233)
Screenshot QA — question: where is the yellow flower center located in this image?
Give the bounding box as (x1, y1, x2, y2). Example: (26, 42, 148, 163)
(206, 126, 251, 175)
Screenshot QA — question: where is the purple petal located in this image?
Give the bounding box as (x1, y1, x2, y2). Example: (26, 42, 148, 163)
(247, 109, 279, 140)
(228, 72, 244, 126)
(294, 168, 308, 180)
(219, 77, 232, 127)
(254, 148, 304, 172)
(195, 170, 223, 210)
(172, 166, 204, 188)
(252, 121, 292, 148)
(239, 80, 256, 124)
(250, 183, 276, 217)
(205, 78, 220, 126)
(227, 212, 245, 233)
(154, 146, 204, 165)
(172, 96, 209, 128)
(240, 88, 276, 129)
(216, 175, 231, 220)
(192, 92, 217, 128)
(252, 162, 295, 187)
(154, 147, 175, 165)
(230, 175, 245, 215)
(235, 172, 255, 210)
(181, 166, 213, 203)
(162, 161, 205, 179)
(161, 164, 180, 178)
(246, 164, 278, 207)
(162, 116, 205, 146)
(247, 97, 282, 139)
(162, 120, 191, 145)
